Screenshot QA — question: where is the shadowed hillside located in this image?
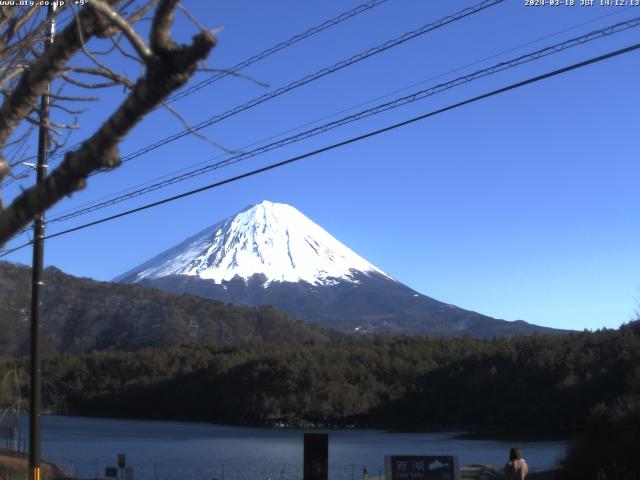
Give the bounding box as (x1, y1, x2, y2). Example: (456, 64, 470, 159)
(0, 261, 335, 356)
(1, 324, 637, 432)
(138, 272, 565, 337)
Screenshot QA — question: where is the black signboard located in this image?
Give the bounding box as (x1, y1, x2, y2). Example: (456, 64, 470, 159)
(385, 456, 459, 480)
(303, 433, 328, 480)
(118, 453, 126, 468)
(105, 467, 118, 478)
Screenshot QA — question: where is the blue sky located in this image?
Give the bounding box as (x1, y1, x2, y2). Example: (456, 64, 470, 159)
(2, 0, 639, 331)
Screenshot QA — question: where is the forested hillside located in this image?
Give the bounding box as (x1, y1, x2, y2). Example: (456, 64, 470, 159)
(0, 261, 334, 355)
(1, 323, 638, 432)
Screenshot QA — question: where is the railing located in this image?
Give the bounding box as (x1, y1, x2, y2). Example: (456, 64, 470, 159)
(47, 460, 383, 480)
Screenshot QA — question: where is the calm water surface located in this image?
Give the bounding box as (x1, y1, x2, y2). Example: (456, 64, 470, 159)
(20, 415, 568, 480)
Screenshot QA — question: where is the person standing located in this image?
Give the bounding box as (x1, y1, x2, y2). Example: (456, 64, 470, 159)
(504, 448, 529, 480)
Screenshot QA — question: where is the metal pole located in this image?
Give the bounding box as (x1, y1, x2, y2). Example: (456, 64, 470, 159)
(29, 4, 56, 480)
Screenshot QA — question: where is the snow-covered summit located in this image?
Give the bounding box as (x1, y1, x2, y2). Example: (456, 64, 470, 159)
(115, 200, 390, 286)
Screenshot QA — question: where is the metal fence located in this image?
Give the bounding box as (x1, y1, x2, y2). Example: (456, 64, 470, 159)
(47, 460, 382, 480)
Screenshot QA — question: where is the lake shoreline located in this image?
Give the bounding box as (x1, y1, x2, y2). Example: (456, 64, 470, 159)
(40, 411, 577, 442)
(16, 414, 569, 477)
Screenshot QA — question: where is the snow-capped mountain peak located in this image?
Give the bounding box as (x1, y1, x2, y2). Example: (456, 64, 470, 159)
(115, 200, 390, 286)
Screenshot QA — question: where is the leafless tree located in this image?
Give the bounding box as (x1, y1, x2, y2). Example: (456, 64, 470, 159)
(0, 0, 216, 246)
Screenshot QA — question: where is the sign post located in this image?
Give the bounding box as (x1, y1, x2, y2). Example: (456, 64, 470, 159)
(117, 453, 127, 480)
(304, 433, 329, 480)
(385, 456, 459, 480)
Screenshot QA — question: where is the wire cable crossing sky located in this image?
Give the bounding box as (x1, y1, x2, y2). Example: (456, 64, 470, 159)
(3, 38, 638, 260)
(2, 0, 502, 188)
(41, 15, 640, 226)
(2, 1, 638, 331)
(3, 0, 392, 184)
(97, 0, 506, 170)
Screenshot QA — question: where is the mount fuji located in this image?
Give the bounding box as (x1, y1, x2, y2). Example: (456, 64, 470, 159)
(116, 200, 389, 287)
(115, 201, 559, 337)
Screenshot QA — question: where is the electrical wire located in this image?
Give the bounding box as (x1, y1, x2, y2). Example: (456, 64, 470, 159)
(44, 5, 638, 222)
(3, 9, 637, 245)
(3, 0, 503, 191)
(5, 0, 392, 179)
(3, 39, 639, 257)
(110, 0, 505, 169)
(44, 15, 640, 225)
(163, 0, 391, 106)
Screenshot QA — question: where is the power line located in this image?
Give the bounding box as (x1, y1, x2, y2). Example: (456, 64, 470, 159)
(3, 39, 638, 257)
(0, 239, 32, 258)
(43, 6, 638, 223)
(111, 0, 504, 168)
(45, 15, 640, 225)
(3, 0, 392, 183)
(162, 0, 391, 106)
(4, 11, 638, 244)
(3, 0, 499, 190)
(343, 5, 636, 117)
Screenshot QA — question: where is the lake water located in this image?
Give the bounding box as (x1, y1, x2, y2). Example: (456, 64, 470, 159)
(19, 415, 568, 480)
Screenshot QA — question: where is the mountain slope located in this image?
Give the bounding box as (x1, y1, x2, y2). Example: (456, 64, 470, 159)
(116, 200, 388, 286)
(138, 271, 558, 337)
(0, 261, 334, 356)
(116, 201, 563, 338)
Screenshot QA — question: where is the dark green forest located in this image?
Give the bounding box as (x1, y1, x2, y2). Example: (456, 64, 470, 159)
(1, 323, 638, 429)
(1, 322, 639, 476)
(0, 261, 336, 355)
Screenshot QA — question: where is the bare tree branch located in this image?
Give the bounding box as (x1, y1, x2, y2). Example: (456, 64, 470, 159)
(0, 6, 37, 51)
(0, 7, 18, 32)
(0, 2, 117, 177)
(4, 127, 34, 151)
(69, 1, 127, 79)
(110, 34, 144, 65)
(89, 0, 152, 62)
(161, 101, 237, 154)
(49, 93, 99, 102)
(85, 40, 118, 56)
(61, 73, 120, 89)
(0, 0, 216, 244)
(126, 0, 158, 24)
(50, 120, 80, 131)
(196, 65, 269, 88)
(0, 7, 57, 59)
(150, 0, 177, 51)
(0, 65, 27, 91)
(65, 65, 135, 88)
(50, 104, 87, 115)
(176, 2, 208, 35)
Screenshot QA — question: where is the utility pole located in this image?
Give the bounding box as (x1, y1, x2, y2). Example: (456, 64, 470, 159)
(29, 4, 56, 480)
